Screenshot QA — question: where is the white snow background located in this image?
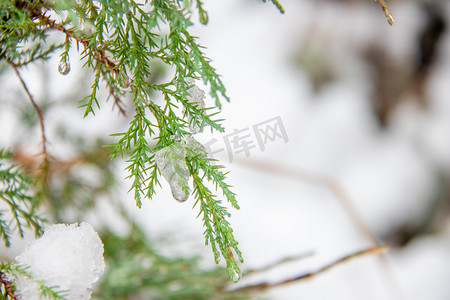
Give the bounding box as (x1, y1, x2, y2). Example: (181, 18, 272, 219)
(1, 0, 450, 299)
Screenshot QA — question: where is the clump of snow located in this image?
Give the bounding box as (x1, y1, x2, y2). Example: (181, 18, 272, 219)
(185, 77, 206, 110)
(155, 142, 191, 202)
(184, 135, 208, 158)
(15, 222, 105, 300)
(154, 136, 209, 202)
(184, 77, 206, 133)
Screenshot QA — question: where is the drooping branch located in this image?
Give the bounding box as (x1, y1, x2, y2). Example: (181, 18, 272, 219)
(11, 64, 49, 181)
(375, 0, 394, 25)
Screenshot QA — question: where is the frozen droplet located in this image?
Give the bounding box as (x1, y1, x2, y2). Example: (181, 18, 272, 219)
(184, 136, 207, 158)
(155, 142, 190, 202)
(169, 135, 181, 142)
(169, 177, 190, 202)
(230, 269, 241, 283)
(183, 78, 206, 133)
(58, 60, 70, 75)
(186, 79, 206, 107)
(200, 10, 209, 25)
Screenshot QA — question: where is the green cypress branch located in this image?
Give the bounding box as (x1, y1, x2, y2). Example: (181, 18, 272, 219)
(190, 166, 243, 282)
(0, 149, 45, 247)
(1, 0, 290, 282)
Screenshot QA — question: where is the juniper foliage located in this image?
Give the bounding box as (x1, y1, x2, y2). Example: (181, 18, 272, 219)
(0, 0, 393, 292)
(1, 0, 289, 283)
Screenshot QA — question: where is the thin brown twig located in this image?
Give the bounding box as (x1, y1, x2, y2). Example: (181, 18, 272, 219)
(35, 13, 119, 77)
(35, 13, 128, 116)
(243, 251, 315, 277)
(1, 270, 17, 300)
(102, 69, 127, 116)
(236, 158, 380, 246)
(106, 86, 127, 116)
(235, 158, 403, 299)
(375, 0, 394, 25)
(11, 64, 49, 181)
(231, 246, 388, 292)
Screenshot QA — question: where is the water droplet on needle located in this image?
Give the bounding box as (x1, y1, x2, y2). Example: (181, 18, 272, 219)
(231, 269, 241, 283)
(200, 10, 208, 25)
(58, 60, 70, 75)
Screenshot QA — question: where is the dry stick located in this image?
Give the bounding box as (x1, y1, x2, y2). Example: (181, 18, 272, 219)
(12, 64, 49, 180)
(232, 246, 388, 292)
(0, 270, 17, 300)
(242, 250, 315, 277)
(235, 158, 403, 299)
(237, 158, 380, 245)
(375, 0, 395, 25)
(105, 74, 127, 116)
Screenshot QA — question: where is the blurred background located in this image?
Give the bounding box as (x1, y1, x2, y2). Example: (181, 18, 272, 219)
(1, 0, 450, 299)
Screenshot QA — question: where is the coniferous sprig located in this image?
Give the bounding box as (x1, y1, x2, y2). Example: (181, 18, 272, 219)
(1, 0, 393, 284)
(0, 149, 45, 248)
(185, 142, 242, 282)
(14, 0, 241, 280)
(1, 0, 286, 281)
(193, 175, 242, 282)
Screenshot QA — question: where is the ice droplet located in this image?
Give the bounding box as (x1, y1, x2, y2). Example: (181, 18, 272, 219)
(184, 136, 207, 158)
(155, 142, 191, 202)
(230, 269, 241, 283)
(186, 78, 206, 107)
(58, 60, 70, 75)
(184, 77, 206, 133)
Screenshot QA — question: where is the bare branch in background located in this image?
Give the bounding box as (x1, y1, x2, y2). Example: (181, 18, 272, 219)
(236, 158, 403, 298)
(243, 251, 315, 277)
(375, 0, 395, 25)
(231, 246, 388, 293)
(11, 64, 49, 181)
